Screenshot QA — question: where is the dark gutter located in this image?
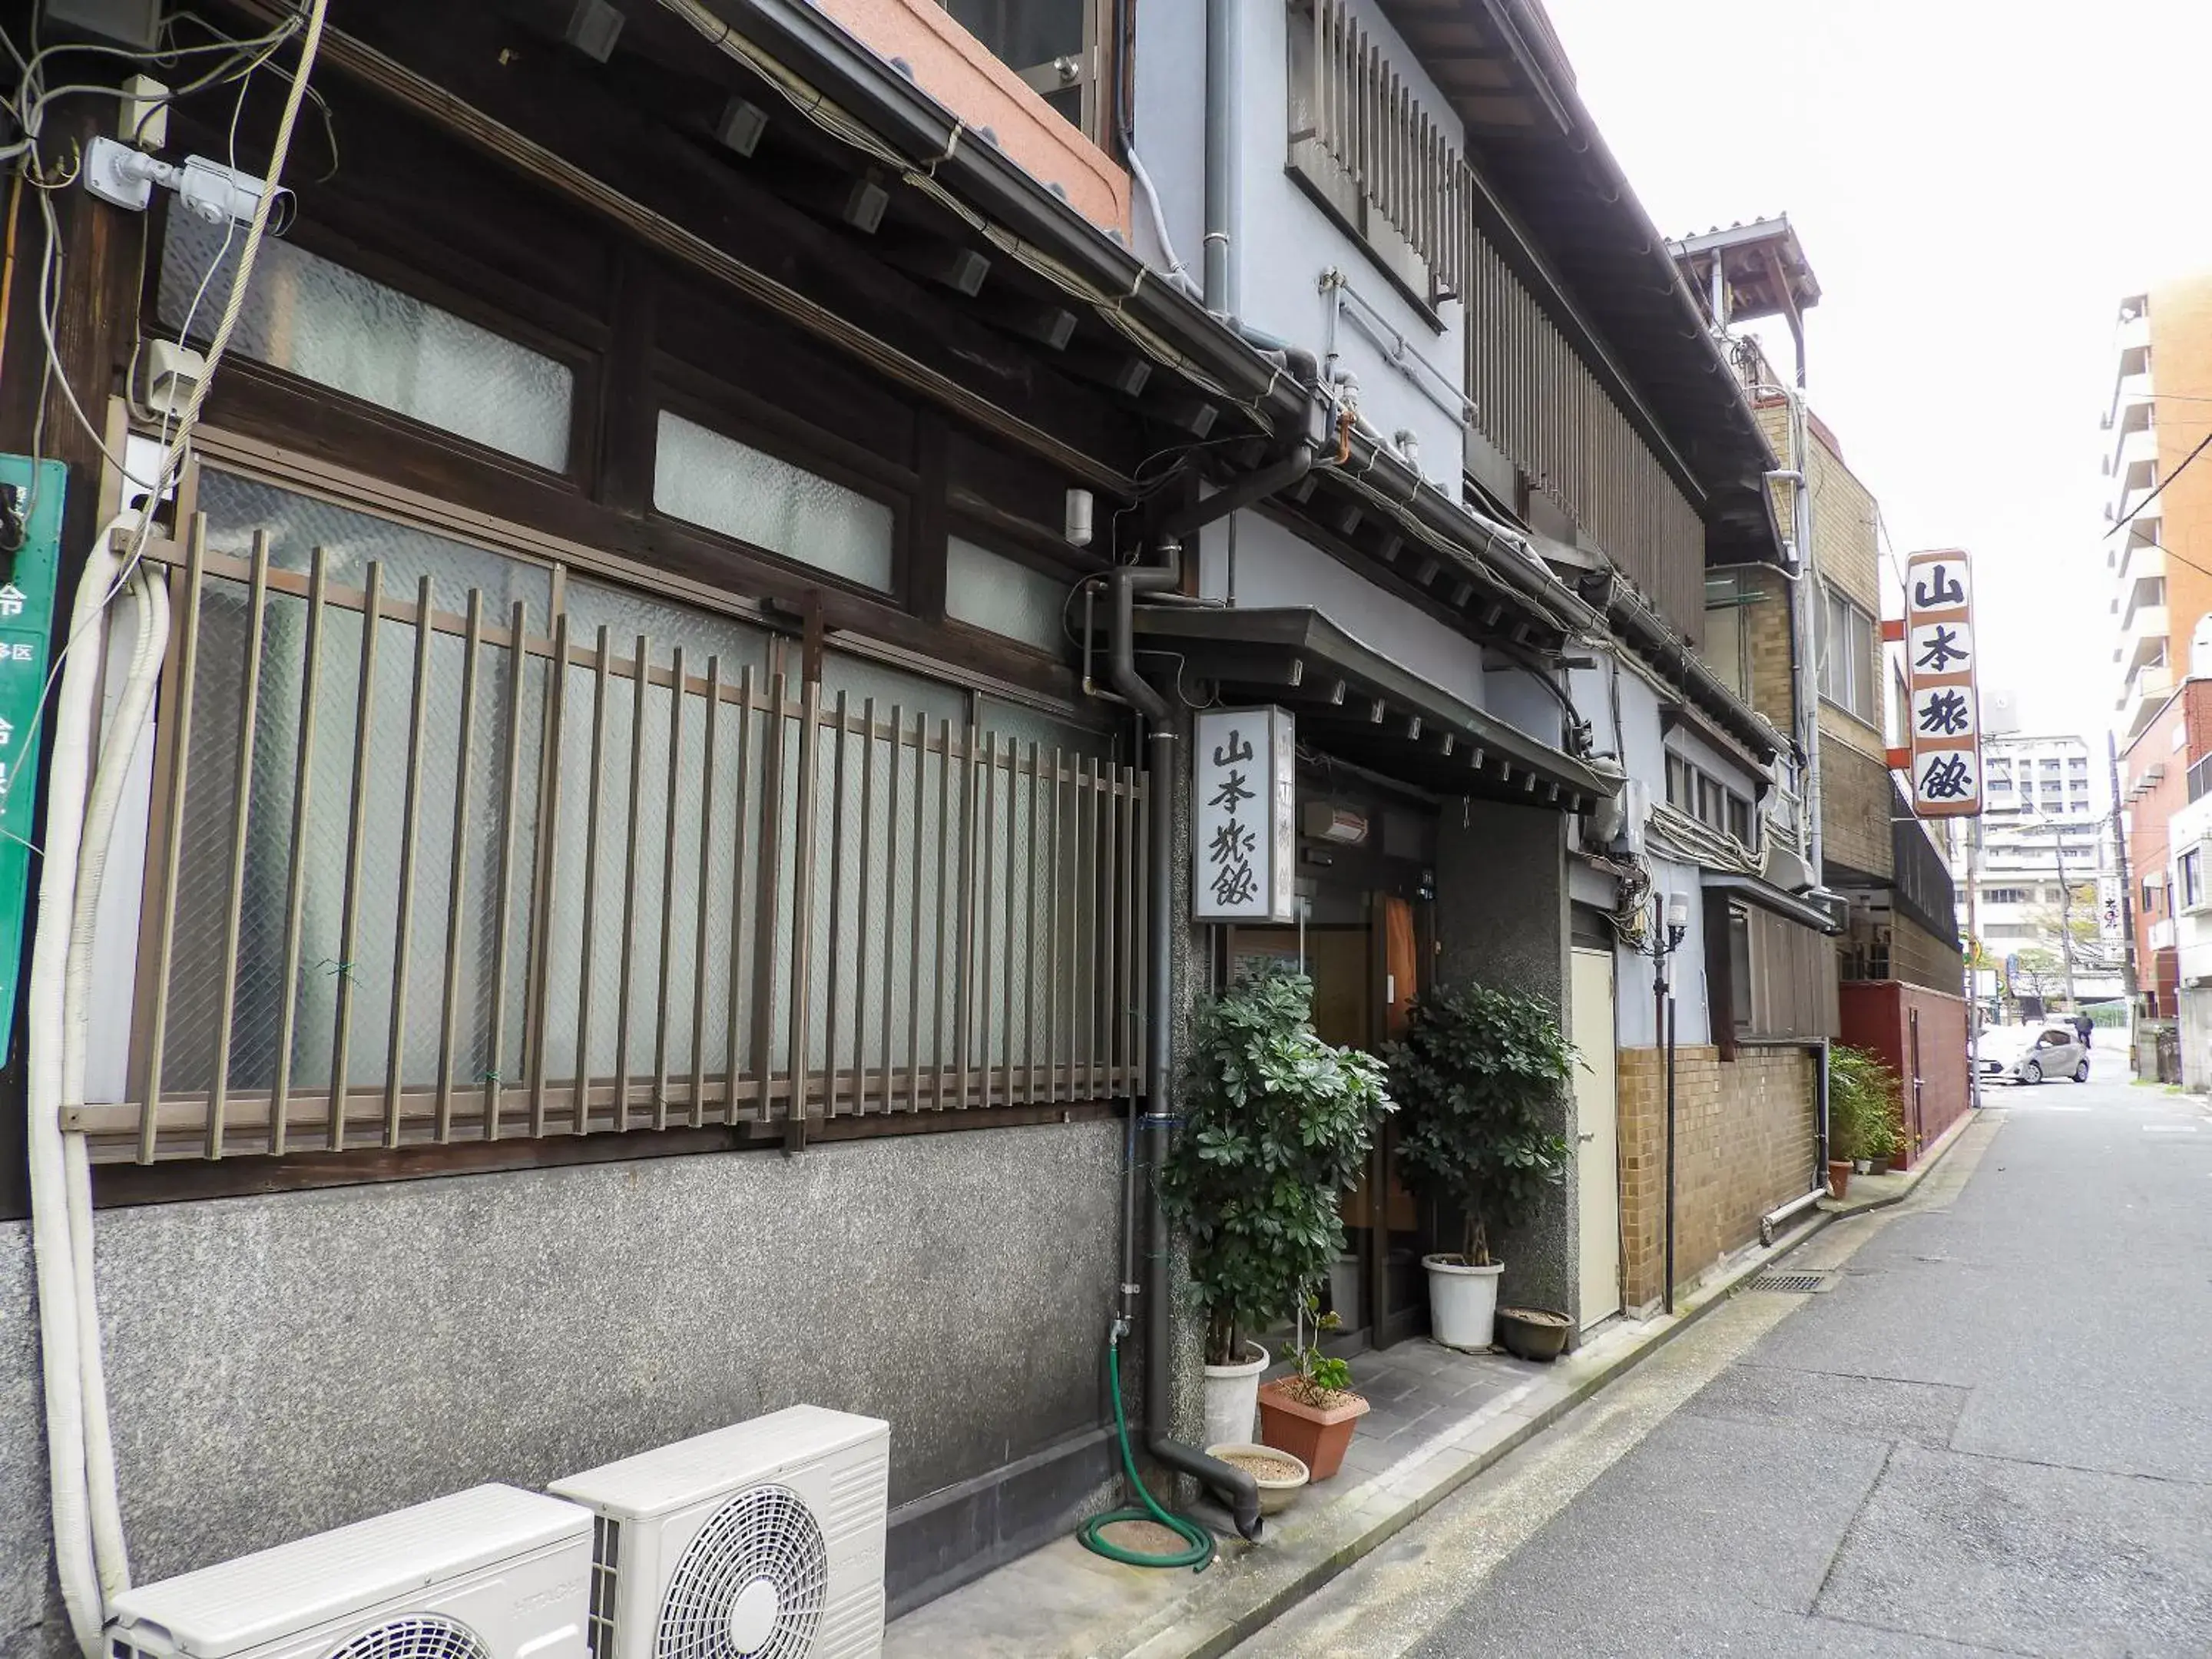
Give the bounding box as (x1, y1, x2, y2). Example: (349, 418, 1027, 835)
(1601, 576, 1786, 764)
(1700, 871, 1843, 936)
(700, 0, 1310, 429)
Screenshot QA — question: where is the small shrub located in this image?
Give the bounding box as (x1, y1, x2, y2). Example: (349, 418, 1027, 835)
(1386, 982, 1575, 1267)
(1158, 971, 1394, 1367)
(1829, 1045, 1902, 1163)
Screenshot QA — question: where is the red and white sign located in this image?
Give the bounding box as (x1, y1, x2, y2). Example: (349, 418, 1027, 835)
(1902, 549, 1981, 817)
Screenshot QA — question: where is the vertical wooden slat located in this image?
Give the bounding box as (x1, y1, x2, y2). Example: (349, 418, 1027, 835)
(998, 740, 1025, 1103)
(822, 690, 850, 1116)
(575, 625, 613, 1134)
(611, 633, 653, 1131)
(909, 712, 932, 1112)
(786, 675, 824, 1128)
(651, 645, 686, 1130)
(480, 598, 530, 1141)
(326, 561, 385, 1154)
(976, 732, 999, 1110)
(1094, 759, 1111, 1101)
(206, 532, 270, 1157)
(526, 612, 569, 1137)
(380, 574, 436, 1149)
(435, 590, 484, 1142)
(949, 719, 976, 1109)
(687, 654, 720, 1128)
(748, 668, 786, 1124)
(881, 703, 903, 1112)
(1022, 741, 1041, 1101)
(726, 666, 760, 1119)
(1045, 747, 1063, 1102)
(266, 544, 326, 1159)
(856, 697, 879, 1112)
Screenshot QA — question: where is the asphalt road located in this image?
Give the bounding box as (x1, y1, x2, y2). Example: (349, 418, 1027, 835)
(1238, 1048, 2212, 1657)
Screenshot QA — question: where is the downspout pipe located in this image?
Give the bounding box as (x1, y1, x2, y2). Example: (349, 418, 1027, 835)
(1202, 0, 1240, 314)
(1105, 545, 1263, 1544)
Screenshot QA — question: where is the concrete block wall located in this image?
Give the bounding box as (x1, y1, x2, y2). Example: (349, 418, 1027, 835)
(2, 1121, 1128, 1653)
(1740, 564, 1796, 737)
(1618, 1043, 1819, 1310)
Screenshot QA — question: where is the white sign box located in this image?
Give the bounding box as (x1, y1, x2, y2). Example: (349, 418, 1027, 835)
(1903, 549, 1982, 819)
(1193, 706, 1296, 922)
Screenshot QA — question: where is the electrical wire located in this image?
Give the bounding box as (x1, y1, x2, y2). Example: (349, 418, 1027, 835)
(2108, 428, 2212, 539)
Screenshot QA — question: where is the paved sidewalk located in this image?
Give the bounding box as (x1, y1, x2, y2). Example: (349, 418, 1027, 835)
(882, 1108, 1985, 1659)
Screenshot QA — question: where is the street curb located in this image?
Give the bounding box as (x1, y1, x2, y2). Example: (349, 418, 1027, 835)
(1110, 1107, 2005, 1659)
(1104, 1206, 1845, 1659)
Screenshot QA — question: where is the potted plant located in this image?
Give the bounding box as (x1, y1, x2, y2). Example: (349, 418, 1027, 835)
(1159, 970, 1393, 1452)
(1829, 1045, 1902, 1192)
(1387, 982, 1574, 1353)
(1257, 1296, 1371, 1481)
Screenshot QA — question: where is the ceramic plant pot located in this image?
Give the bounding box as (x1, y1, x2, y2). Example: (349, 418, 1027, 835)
(1424, 1254, 1505, 1351)
(1200, 1340, 1269, 1452)
(1256, 1379, 1371, 1481)
(1828, 1160, 1852, 1199)
(1205, 1442, 1310, 1515)
(1495, 1306, 1572, 1363)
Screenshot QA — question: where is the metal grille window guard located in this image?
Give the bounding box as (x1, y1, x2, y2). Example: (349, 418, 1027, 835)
(1287, 0, 1704, 628)
(1290, 0, 1468, 305)
(76, 508, 1144, 1162)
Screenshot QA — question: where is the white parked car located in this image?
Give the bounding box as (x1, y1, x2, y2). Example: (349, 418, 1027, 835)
(1976, 1023, 2089, 1085)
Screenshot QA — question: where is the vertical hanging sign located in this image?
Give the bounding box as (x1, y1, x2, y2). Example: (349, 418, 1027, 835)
(1903, 548, 1982, 819)
(0, 456, 65, 1055)
(1193, 706, 1296, 922)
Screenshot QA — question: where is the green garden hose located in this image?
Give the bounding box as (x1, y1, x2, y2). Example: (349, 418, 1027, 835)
(1076, 1337, 1217, 1571)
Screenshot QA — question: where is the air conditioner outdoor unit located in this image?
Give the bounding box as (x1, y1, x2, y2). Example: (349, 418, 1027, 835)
(107, 1485, 593, 1659)
(551, 1406, 890, 1659)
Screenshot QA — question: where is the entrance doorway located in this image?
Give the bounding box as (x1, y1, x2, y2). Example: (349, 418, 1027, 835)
(1571, 945, 1621, 1329)
(1224, 890, 1426, 1351)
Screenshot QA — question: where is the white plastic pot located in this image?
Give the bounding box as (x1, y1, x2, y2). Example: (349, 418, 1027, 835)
(1201, 1339, 1270, 1451)
(1425, 1255, 1505, 1351)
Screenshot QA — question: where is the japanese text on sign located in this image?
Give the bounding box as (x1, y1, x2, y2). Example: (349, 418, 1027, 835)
(1902, 550, 1981, 818)
(1192, 706, 1296, 922)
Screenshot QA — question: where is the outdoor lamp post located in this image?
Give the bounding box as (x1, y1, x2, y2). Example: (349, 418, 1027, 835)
(1652, 892, 1690, 1315)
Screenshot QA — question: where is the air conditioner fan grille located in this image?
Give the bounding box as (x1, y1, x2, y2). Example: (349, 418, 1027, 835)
(657, 1483, 828, 1659)
(325, 1615, 492, 1659)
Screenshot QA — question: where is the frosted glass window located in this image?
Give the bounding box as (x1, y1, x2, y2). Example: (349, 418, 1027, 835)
(158, 217, 575, 471)
(653, 411, 895, 591)
(945, 536, 1070, 653)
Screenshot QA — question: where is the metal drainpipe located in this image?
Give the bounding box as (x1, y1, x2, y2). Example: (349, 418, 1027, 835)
(1099, 440, 1323, 1544)
(1104, 548, 1263, 1541)
(1203, 0, 1239, 313)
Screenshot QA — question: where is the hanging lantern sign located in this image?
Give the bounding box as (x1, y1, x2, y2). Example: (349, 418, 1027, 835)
(1903, 549, 1982, 818)
(1192, 706, 1296, 922)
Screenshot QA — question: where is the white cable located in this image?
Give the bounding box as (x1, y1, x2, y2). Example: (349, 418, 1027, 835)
(22, 8, 329, 1647)
(1124, 141, 1198, 300)
(65, 563, 168, 1606)
(27, 515, 127, 1659)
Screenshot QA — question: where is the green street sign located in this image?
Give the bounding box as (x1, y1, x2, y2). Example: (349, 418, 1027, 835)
(0, 456, 67, 1057)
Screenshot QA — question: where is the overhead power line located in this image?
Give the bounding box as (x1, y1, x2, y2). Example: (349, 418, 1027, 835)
(2107, 429, 2212, 538)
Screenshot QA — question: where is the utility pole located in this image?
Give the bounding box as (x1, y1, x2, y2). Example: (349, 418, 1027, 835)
(2054, 830, 2080, 1012)
(2108, 727, 2141, 1004)
(1966, 816, 1983, 1110)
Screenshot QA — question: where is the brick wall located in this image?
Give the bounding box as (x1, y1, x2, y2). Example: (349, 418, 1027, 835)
(1618, 1042, 1819, 1310)
(1890, 913, 1965, 996)
(2122, 680, 2212, 1014)
(1821, 742, 1896, 883)
(1839, 982, 1971, 1167)
(1740, 564, 1796, 734)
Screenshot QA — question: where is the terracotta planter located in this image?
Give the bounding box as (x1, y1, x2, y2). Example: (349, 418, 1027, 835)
(1256, 1379, 1371, 1482)
(1827, 1159, 1852, 1199)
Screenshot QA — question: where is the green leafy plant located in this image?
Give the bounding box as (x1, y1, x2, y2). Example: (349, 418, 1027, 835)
(1157, 970, 1394, 1368)
(1386, 982, 1575, 1268)
(1281, 1290, 1357, 1407)
(1828, 1044, 1902, 1164)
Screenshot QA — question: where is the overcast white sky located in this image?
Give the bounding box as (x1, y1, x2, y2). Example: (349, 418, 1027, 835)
(1541, 0, 2212, 750)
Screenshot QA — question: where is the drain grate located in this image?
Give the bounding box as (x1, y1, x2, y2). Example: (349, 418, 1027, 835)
(1746, 1270, 1838, 1294)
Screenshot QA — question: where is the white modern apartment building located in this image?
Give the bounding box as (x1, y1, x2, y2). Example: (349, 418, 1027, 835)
(1957, 730, 2118, 1004)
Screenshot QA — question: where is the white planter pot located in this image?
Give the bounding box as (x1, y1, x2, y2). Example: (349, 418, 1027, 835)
(1201, 1340, 1270, 1451)
(1425, 1255, 1504, 1351)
